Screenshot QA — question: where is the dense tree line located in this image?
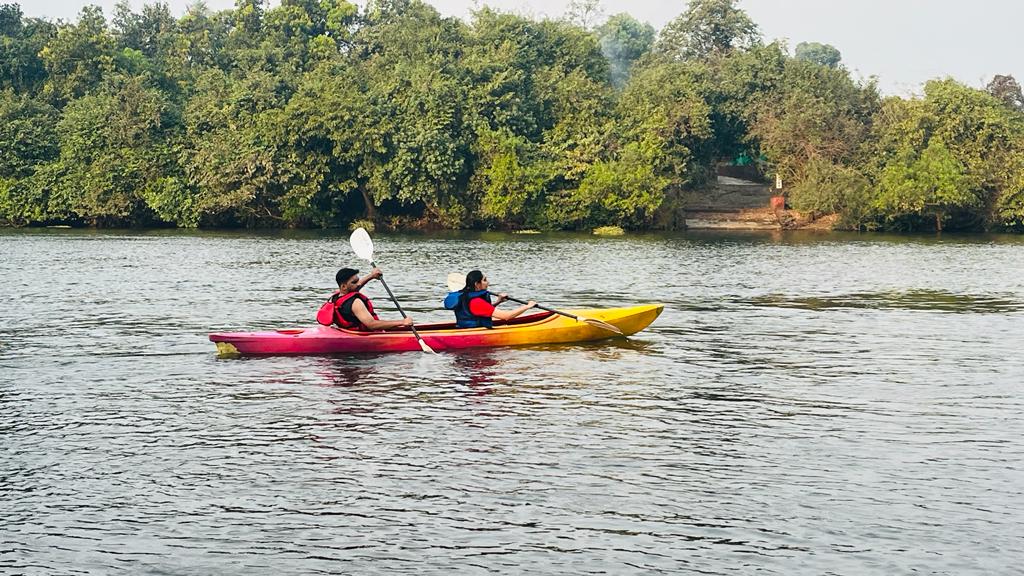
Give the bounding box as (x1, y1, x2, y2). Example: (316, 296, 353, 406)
(1, 0, 1023, 231)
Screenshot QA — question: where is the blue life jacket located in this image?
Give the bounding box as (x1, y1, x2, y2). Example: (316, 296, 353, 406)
(444, 289, 493, 328)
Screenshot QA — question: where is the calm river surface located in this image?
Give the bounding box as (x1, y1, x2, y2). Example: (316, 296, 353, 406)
(2, 228, 1023, 575)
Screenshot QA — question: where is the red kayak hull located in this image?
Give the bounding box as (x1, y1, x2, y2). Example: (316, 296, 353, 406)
(209, 304, 663, 355)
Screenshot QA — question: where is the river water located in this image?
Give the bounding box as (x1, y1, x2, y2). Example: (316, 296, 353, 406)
(2, 228, 1023, 575)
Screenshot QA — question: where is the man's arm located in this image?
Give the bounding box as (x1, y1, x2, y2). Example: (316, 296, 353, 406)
(351, 298, 413, 330)
(356, 267, 382, 290)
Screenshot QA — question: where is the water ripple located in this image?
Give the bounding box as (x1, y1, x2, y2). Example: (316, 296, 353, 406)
(1, 229, 1023, 575)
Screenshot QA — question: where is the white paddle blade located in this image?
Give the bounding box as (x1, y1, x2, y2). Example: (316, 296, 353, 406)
(446, 272, 463, 292)
(349, 227, 374, 261)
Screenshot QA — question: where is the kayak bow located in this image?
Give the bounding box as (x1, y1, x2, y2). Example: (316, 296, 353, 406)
(209, 304, 662, 356)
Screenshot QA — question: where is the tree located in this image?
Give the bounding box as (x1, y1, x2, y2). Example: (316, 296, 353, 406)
(875, 140, 977, 231)
(341, 0, 473, 225)
(182, 67, 288, 226)
(986, 74, 1024, 111)
(0, 90, 58, 179)
(112, 1, 176, 58)
(657, 0, 759, 61)
(472, 127, 552, 225)
(564, 0, 604, 30)
(0, 90, 60, 225)
(993, 146, 1024, 229)
(569, 61, 712, 228)
(794, 41, 841, 68)
(749, 58, 878, 187)
(40, 5, 116, 104)
(787, 158, 873, 229)
(596, 13, 654, 88)
(0, 4, 56, 94)
(701, 41, 787, 166)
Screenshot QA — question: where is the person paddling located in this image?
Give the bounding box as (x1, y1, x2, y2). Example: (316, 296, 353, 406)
(445, 270, 536, 328)
(322, 268, 413, 331)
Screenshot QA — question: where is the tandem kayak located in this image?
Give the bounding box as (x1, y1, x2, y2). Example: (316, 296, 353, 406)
(209, 304, 663, 356)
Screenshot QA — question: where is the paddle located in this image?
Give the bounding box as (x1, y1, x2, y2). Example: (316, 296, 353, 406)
(350, 228, 436, 354)
(445, 273, 623, 335)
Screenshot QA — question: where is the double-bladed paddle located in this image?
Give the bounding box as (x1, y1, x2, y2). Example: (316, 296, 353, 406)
(445, 273, 623, 335)
(350, 228, 436, 354)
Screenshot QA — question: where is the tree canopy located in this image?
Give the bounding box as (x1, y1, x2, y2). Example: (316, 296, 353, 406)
(1, 0, 1022, 233)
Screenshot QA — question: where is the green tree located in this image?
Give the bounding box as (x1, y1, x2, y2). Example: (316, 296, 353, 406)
(888, 79, 1024, 229)
(749, 58, 878, 187)
(351, 0, 472, 225)
(182, 67, 289, 226)
(0, 90, 60, 224)
(993, 146, 1024, 228)
(794, 41, 841, 68)
(59, 75, 182, 224)
(788, 158, 874, 229)
(0, 90, 58, 179)
(596, 13, 655, 88)
(568, 61, 712, 228)
(40, 5, 116, 104)
(875, 139, 978, 231)
(0, 4, 56, 94)
(657, 0, 759, 61)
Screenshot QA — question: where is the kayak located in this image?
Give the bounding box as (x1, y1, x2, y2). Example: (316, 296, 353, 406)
(209, 304, 663, 356)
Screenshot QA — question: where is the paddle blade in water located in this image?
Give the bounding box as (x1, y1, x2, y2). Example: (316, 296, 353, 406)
(417, 337, 437, 354)
(581, 317, 624, 334)
(350, 227, 374, 261)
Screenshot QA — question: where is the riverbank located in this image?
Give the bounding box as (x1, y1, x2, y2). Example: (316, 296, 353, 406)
(682, 175, 838, 231)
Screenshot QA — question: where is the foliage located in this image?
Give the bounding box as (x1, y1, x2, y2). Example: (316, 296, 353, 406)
(0, 90, 58, 178)
(875, 140, 978, 231)
(794, 42, 841, 69)
(0, 1, 1022, 233)
(987, 74, 1024, 112)
(787, 158, 873, 229)
(596, 13, 654, 88)
(866, 80, 1024, 230)
(657, 0, 760, 60)
(592, 225, 624, 235)
(0, 4, 55, 94)
(749, 58, 879, 185)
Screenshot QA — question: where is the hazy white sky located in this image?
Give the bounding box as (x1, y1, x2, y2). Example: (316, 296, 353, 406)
(16, 0, 1023, 95)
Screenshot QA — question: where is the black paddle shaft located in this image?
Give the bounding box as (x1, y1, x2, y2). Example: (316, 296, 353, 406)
(503, 295, 580, 321)
(496, 293, 623, 335)
(370, 262, 425, 339)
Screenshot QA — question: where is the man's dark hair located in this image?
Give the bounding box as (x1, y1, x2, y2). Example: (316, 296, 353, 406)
(336, 268, 359, 286)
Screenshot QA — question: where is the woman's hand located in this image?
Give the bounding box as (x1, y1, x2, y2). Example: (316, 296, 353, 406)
(496, 292, 508, 304)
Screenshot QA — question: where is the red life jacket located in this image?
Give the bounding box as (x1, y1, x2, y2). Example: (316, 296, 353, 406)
(331, 291, 379, 331)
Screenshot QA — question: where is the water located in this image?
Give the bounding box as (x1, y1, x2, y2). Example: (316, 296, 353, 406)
(2, 228, 1023, 575)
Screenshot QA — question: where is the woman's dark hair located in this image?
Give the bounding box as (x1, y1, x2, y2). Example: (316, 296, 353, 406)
(463, 270, 484, 292)
(336, 268, 359, 286)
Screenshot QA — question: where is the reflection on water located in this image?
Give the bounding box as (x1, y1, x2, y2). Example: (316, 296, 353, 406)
(747, 289, 1024, 313)
(2, 228, 1023, 575)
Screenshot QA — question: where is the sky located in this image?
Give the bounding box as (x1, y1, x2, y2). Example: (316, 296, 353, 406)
(15, 0, 1023, 96)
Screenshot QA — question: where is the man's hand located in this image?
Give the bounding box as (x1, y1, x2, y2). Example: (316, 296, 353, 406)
(401, 317, 414, 327)
(367, 267, 383, 280)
